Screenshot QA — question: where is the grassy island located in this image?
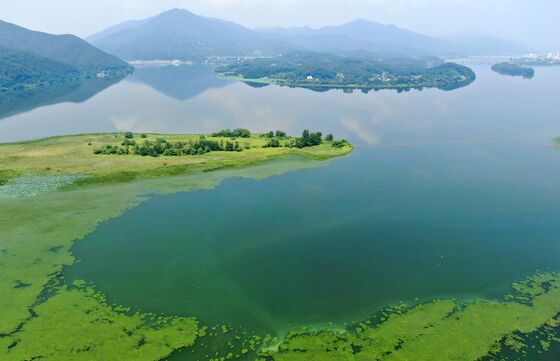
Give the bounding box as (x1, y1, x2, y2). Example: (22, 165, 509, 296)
(0, 130, 352, 188)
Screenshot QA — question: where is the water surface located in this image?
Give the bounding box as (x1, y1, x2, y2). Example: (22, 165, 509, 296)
(3, 61, 560, 356)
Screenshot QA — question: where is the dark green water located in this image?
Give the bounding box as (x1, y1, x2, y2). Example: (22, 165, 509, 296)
(5, 59, 560, 358)
(68, 143, 560, 339)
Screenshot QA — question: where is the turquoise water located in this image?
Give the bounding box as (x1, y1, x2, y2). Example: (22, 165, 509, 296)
(4, 60, 560, 358)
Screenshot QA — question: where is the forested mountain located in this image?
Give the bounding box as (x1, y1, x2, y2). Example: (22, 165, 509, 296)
(88, 9, 294, 60)
(0, 47, 82, 91)
(0, 20, 131, 95)
(0, 20, 131, 74)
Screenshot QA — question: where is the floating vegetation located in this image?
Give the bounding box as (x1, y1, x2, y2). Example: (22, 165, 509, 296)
(0, 155, 331, 360)
(0, 174, 85, 199)
(257, 273, 560, 361)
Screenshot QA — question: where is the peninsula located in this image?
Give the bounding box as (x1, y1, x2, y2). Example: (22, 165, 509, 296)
(0, 130, 352, 188)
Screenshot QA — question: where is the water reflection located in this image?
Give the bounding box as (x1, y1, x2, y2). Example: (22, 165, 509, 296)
(0, 75, 125, 121)
(129, 65, 229, 101)
(0, 64, 558, 147)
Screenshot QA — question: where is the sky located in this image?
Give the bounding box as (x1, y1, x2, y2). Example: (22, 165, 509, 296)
(1, 0, 559, 51)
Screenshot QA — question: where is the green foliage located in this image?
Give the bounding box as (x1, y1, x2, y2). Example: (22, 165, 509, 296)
(124, 131, 134, 139)
(219, 51, 476, 91)
(295, 130, 323, 148)
(0, 47, 82, 92)
(325, 134, 334, 141)
(332, 139, 349, 149)
(0, 20, 131, 75)
(275, 131, 287, 138)
(264, 138, 281, 148)
(95, 136, 244, 157)
(212, 128, 251, 138)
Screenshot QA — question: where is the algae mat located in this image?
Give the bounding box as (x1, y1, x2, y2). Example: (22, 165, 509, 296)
(0, 156, 328, 360)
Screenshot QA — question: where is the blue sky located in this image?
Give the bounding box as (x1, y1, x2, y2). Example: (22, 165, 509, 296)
(1, 0, 558, 50)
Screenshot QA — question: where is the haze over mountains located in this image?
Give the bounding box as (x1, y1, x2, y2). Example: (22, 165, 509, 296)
(88, 8, 523, 61)
(88, 9, 293, 60)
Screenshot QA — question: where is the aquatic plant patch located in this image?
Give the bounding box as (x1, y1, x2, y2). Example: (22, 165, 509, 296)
(0, 174, 85, 199)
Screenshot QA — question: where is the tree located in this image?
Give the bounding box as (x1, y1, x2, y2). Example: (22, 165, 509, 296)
(264, 139, 280, 148)
(124, 132, 134, 139)
(325, 134, 334, 141)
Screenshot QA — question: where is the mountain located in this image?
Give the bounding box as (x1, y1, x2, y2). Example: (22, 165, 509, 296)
(0, 47, 82, 91)
(258, 19, 457, 56)
(0, 20, 131, 74)
(444, 33, 526, 55)
(88, 9, 294, 61)
(88, 9, 521, 61)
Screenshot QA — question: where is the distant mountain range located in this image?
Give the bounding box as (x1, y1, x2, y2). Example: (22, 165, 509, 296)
(88, 9, 293, 61)
(88, 8, 524, 61)
(0, 20, 131, 92)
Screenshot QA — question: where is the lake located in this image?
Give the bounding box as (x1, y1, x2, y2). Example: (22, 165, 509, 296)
(3, 61, 560, 358)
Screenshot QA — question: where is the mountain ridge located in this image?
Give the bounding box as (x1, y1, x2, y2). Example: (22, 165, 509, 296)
(0, 19, 130, 73)
(89, 9, 522, 60)
(88, 8, 294, 60)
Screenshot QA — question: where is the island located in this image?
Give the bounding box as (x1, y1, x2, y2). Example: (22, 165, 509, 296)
(0, 130, 351, 188)
(491, 62, 535, 78)
(217, 51, 476, 92)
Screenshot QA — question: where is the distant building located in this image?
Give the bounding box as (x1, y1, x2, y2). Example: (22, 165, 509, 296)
(306, 75, 314, 80)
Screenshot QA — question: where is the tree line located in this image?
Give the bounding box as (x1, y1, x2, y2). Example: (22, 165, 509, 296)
(94, 135, 243, 157)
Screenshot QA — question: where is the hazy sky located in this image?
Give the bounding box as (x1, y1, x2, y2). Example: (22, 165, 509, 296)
(1, 0, 558, 50)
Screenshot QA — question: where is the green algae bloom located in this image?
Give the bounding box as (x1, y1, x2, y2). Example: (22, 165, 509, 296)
(259, 273, 560, 361)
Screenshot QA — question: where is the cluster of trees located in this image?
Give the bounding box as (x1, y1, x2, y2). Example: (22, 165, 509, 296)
(263, 130, 343, 149)
(219, 51, 475, 91)
(94, 135, 244, 157)
(211, 128, 251, 138)
(263, 130, 287, 138)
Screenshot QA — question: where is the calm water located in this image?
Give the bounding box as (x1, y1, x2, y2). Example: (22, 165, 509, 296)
(4, 61, 560, 356)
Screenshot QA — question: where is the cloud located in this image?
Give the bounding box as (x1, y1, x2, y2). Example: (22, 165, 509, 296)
(341, 118, 380, 145)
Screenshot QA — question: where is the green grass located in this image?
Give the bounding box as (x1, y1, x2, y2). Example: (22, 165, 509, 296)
(0, 133, 352, 186)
